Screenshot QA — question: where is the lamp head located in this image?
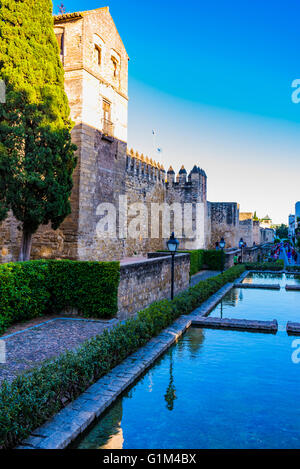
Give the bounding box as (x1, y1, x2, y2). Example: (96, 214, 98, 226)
(167, 232, 179, 253)
(219, 237, 226, 250)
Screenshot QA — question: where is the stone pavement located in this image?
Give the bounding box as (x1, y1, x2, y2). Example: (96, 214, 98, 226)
(0, 318, 118, 384)
(190, 270, 220, 287)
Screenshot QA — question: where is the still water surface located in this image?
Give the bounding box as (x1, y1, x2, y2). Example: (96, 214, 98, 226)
(75, 326, 300, 449)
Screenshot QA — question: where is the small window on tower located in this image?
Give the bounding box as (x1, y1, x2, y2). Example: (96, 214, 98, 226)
(111, 56, 118, 78)
(95, 45, 101, 66)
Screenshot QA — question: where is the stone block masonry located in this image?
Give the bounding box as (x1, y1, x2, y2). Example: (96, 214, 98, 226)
(118, 254, 190, 320)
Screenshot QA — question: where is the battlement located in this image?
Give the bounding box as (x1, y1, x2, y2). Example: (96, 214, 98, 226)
(126, 148, 166, 184)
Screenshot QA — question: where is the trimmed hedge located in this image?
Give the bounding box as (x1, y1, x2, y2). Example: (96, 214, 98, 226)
(0, 264, 245, 449)
(244, 260, 284, 271)
(159, 249, 225, 275)
(203, 250, 225, 271)
(0, 260, 120, 334)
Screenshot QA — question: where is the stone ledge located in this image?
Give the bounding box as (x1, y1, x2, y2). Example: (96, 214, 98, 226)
(285, 285, 300, 291)
(235, 283, 281, 290)
(287, 322, 300, 335)
(192, 317, 278, 333)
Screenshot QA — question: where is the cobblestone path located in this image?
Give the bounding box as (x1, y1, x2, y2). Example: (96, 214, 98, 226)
(0, 318, 118, 384)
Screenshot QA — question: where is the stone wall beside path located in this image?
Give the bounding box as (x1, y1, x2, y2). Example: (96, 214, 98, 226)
(118, 254, 190, 320)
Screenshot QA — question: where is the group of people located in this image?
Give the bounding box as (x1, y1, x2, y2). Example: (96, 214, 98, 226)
(270, 241, 298, 264)
(270, 244, 282, 261)
(284, 243, 298, 264)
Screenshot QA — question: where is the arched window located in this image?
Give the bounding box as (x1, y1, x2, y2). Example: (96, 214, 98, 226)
(93, 34, 105, 69)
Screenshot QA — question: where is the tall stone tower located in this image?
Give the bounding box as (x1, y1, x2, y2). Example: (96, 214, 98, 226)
(53, 8, 129, 260)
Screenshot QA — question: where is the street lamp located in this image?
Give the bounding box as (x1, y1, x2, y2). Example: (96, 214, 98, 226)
(239, 238, 244, 263)
(219, 237, 226, 273)
(167, 232, 179, 300)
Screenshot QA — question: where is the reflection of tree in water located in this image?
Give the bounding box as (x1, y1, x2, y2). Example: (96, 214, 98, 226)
(164, 348, 177, 411)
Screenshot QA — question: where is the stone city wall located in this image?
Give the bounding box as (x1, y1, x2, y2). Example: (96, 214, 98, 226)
(208, 202, 240, 249)
(118, 253, 190, 320)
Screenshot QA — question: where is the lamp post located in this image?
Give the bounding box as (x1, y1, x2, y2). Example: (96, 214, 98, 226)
(239, 238, 245, 263)
(167, 232, 179, 300)
(219, 237, 226, 273)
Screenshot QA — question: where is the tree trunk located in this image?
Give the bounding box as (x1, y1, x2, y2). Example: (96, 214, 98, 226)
(19, 230, 33, 261)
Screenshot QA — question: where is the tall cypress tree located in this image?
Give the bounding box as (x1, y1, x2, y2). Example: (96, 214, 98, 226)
(0, 0, 77, 261)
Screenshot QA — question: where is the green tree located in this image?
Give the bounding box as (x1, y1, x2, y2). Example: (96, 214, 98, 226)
(0, 0, 77, 260)
(276, 224, 288, 240)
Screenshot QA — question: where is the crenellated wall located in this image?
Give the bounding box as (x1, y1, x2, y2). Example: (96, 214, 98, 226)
(0, 7, 271, 264)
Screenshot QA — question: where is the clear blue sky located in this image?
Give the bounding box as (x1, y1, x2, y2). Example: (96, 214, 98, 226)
(54, 0, 300, 224)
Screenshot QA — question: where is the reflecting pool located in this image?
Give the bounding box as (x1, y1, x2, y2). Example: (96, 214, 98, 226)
(74, 327, 300, 449)
(242, 272, 300, 287)
(211, 287, 300, 327)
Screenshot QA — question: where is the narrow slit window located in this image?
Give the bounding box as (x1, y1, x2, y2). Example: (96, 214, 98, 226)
(95, 45, 101, 66)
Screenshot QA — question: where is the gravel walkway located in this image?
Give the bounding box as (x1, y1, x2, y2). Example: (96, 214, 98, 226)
(0, 318, 118, 384)
(190, 270, 220, 287)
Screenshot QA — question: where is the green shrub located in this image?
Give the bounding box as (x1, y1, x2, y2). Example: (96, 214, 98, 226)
(158, 249, 225, 275)
(244, 260, 284, 271)
(0, 264, 245, 449)
(0, 260, 120, 334)
(202, 250, 225, 271)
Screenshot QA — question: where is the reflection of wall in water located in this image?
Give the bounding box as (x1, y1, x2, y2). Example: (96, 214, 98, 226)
(176, 328, 205, 359)
(76, 399, 124, 449)
(223, 288, 240, 307)
(100, 400, 124, 449)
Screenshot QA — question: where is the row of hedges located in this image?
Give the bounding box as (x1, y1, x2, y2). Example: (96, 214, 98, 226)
(0, 264, 245, 449)
(159, 249, 225, 275)
(0, 260, 120, 334)
(244, 260, 284, 271)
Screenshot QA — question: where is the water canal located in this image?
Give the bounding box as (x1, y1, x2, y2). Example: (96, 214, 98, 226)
(74, 273, 300, 449)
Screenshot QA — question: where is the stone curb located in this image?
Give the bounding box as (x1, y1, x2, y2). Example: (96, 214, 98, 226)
(235, 283, 281, 290)
(287, 322, 300, 335)
(285, 285, 300, 291)
(192, 317, 278, 333)
(18, 278, 237, 450)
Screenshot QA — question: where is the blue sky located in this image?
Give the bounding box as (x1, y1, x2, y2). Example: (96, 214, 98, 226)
(54, 0, 300, 223)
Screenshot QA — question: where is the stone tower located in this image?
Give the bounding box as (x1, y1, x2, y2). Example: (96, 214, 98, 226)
(53, 8, 130, 260)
